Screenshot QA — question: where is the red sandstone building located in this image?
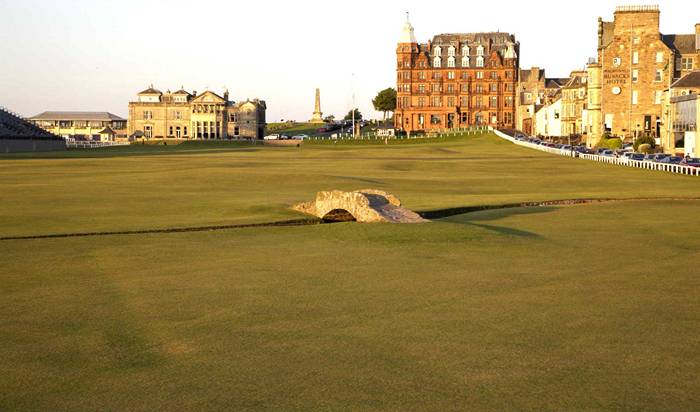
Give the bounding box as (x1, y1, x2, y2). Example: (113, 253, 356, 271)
(394, 17, 519, 133)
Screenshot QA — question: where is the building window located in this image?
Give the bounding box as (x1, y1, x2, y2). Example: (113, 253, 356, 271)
(418, 84, 426, 93)
(490, 72, 498, 80)
(448, 46, 456, 57)
(490, 96, 498, 108)
(447, 84, 455, 93)
(476, 71, 484, 79)
(504, 112, 513, 124)
(144, 125, 152, 138)
(143, 111, 152, 120)
(174, 111, 182, 120)
(447, 97, 455, 107)
(655, 90, 663, 105)
(633, 37, 640, 45)
(505, 96, 513, 108)
(475, 84, 484, 93)
(656, 52, 664, 63)
(447, 57, 455, 68)
(490, 83, 498, 92)
(184, 126, 188, 136)
(462, 56, 470, 67)
(476, 56, 484, 67)
(462, 45, 470, 56)
(418, 71, 426, 80)
(632, 51, 639, 65)
(433, 46, 441, 57)
(432, 84, 441, 93)
(476, 45, 484, 56)
(430, 115, 441, 125)
(681, 57, 694, 70)
(169, 126, 173, 136)
(432, 97, 441, 107)
(432, 72, 442, 80)
(447, 71, 455, 79)
(475, 96, 483, 108)
(632, 90, 639, 105)
(461, 96, 469, 106)
(461, 83, 469, 92)
(632, 69, 639, 83)
(655, 69, 663, 82)
(418, 97, 425, 107)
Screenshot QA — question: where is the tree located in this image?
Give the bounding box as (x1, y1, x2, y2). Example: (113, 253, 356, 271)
(324, 115, 335, 123)
(372, 88, 397, 126)
(344, 108, 362, 121)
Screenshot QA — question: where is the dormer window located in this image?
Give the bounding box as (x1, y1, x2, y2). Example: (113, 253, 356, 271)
(433, 56, 442, 68)
(462, 46, 470, 56)
(477, 45, 484, 56)
(462, 56, 470, 67)
(447, 56, 455, 68)
(476, 56, 484, 67)
(448, 46, 456, 57)
(433, 46, 442, 57)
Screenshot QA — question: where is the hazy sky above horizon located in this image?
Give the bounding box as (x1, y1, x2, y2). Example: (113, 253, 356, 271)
(0, 0, 696, 121)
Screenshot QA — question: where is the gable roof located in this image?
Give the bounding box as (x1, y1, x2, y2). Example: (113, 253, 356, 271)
(671, 71, 700, 88)
(138, 87, 162, 95)
(173, 89, 192, 96)
(192, 90, 226, 103)
(29, 111, 126, 121)
(520, 68, 545, 83)
(662, 34, 696, 54)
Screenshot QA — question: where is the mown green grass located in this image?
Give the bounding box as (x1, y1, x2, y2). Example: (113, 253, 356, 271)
(1, 133, 699, 238)
(1, 133, 700, 410)
(1, 200, 699, 410)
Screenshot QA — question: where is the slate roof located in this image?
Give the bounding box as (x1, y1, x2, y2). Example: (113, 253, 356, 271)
(429, 32, 516, 56)
(29, 111, 126, 121)
(671, 71, 700, 88)
(520, 68, 545, 83)
(138, 87, 163, 95)
(662, 34, 697, 54)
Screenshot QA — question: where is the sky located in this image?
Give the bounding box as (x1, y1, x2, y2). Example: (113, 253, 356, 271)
(0, 0, 696, 121)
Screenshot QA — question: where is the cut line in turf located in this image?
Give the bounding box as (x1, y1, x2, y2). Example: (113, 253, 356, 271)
(2, 197, 699, 242)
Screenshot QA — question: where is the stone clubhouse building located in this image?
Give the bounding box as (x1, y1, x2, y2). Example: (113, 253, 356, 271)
(128, 87, 267, 140)
(394, 16, 519, 133)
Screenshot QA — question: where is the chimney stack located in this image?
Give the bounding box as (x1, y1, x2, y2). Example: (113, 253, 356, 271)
(696, 23, 700, 50)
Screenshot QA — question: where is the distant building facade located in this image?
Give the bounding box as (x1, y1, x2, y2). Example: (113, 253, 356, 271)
(667, 71, 700, 156)
(585, 5, 700, 146)
(516, 67, 568, 135)
(29, 111, 127, 141)
(127, 87, 267, 140)
(394, 17, 519, 133)
(561, 70, 588, 137)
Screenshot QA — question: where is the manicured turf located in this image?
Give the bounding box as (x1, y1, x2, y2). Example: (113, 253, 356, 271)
(1, 133, 699, 238)
(1, 134, 699, 410)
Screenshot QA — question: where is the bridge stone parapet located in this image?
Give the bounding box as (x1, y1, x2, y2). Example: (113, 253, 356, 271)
(292, 190, 427, 223)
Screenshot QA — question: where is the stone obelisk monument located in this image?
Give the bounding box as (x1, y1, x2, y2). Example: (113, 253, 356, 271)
(309, 88, 324, 123)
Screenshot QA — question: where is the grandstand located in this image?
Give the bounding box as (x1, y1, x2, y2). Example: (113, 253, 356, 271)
(1, 106, 66, 153)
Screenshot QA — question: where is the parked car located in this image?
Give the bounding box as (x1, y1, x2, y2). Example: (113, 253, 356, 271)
(643, 154, 656, 162)
(292, 134, 308, 140)
(595, 148, 609, 155)
(263, 134, 280, 140)
(601, 150, 615, 157)
(630, 153, 646, 161)
(659, 156, 683, 164)
(653, 153, 671, 162)
(681, 157, 700, 167)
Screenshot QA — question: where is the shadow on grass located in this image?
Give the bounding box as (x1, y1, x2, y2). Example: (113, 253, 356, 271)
(434, 206, 556, 238)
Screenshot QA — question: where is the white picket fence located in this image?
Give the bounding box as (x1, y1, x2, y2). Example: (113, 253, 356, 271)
(66, 141, 130, 149)
(492, 128, 700, 177)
